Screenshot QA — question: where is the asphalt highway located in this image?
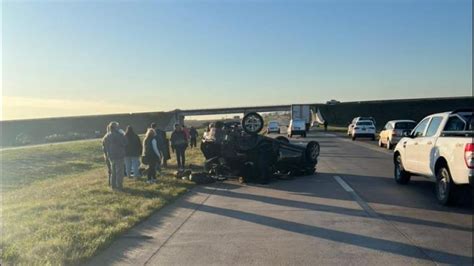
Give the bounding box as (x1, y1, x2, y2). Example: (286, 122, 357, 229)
(88, 130, 473, 265)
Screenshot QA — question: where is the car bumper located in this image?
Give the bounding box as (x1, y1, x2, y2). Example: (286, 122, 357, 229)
(353, 133, 375, 137)
(290, 130, 306, 135)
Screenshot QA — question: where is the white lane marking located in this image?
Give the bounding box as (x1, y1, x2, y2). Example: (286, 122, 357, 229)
(334, 175, 354, 192)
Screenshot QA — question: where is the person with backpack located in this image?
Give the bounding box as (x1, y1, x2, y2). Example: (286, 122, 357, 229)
(171, 124, 188, 170)
(142, 128, 161, 183)
(102, 121, 128, 191)
(124, 126, 142, 178)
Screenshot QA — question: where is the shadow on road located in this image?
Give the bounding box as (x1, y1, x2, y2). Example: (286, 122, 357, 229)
(181, 200, 472, 265)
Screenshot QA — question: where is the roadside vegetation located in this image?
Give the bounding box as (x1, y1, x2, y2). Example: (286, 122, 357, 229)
(1, 138, 204, 265)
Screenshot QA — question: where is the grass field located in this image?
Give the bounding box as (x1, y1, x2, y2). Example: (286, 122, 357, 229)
(1, 139, 204, 265)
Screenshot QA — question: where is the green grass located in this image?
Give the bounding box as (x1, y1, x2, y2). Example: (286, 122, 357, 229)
(1, 139, 204, 265)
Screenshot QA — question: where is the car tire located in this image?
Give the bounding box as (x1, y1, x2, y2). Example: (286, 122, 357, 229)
(386, 139, 392, 150)
(242, 112, 264, 135)
(394, 154, 410, 184)
(305, 141, 320, 163)
(435, 166, 456, 205)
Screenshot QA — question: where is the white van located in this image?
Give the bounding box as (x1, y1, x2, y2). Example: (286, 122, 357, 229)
(288, 119, 307, 138)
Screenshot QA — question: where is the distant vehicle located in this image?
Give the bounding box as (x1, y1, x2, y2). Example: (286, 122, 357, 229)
(326, 99, 341, 105)
(378, 120, 417, 149)
(291, 104, 312, 131)
(351, 120, 376, 141)
(393, 109, 474, 205)
(266, 121, 281, 134)
(347, 116, 377, 135)
(288, 119, 307, 138)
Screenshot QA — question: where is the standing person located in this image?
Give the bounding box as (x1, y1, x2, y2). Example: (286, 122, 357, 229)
(171, 124, 188, 170)
(142, 128, 161, 183)
(102, 128, 112, 186)
(150, 123, 171, 168)
(189, 126, 198, 148)
(102, 122, 128, 191)
(182, 125, 190, 141)
(124, 126, 142, 178)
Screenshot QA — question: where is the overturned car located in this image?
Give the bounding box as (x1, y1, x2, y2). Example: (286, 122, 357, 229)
(200, 112, 320, 183)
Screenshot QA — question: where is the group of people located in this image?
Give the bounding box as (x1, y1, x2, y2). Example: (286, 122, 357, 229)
(102, 121, 199, 191)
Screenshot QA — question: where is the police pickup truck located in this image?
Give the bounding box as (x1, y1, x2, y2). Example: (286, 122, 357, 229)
(393, 109, 473, 205)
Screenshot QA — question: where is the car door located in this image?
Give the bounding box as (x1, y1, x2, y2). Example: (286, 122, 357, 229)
(403, 117, 430, 172)
(418, 116, 443, 175)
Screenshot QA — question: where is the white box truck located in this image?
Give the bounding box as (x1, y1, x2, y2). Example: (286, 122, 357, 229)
(291, 104, 312, 131)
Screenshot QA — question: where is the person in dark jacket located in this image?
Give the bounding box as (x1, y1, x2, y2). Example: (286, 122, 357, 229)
(102, 122, 128, 191)
(171, 124, 188, 170)
(189, 126, 198, 148)
(124, 126, 142, 178)
(150, 123, 171, 168)
(142, 128, 161, 183)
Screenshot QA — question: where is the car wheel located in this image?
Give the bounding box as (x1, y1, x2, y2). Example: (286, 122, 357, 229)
(242, 112, 264, 135)
(386, 139, 392, 150)
(435, 166, 456, 205)
(394, 154, 410, 184)
(305, 141, 320, 163)
(378, 138, 383, 147)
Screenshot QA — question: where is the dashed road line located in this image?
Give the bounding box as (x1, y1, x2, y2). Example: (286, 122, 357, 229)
(333, 175, 436, 265)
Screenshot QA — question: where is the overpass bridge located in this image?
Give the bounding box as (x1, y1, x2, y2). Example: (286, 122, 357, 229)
(168, 104, 300, 128)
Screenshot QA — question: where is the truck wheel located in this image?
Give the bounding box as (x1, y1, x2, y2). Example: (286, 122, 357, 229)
(435, 166, 456, 205)
(394, 154, 410, 184)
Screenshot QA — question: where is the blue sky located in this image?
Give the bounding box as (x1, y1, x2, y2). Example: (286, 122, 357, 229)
(2, 0, 472, 120)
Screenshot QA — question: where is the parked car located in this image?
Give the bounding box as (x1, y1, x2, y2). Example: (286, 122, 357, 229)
(351, 120, 376, 141)
(347, 116, 376, 135)
(378, 120, 417, 149)
(393, 109, 474, 205)
(288, 119, 307, 138)
(201, 112, 320, 184)
(266, 121, 281, 134)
